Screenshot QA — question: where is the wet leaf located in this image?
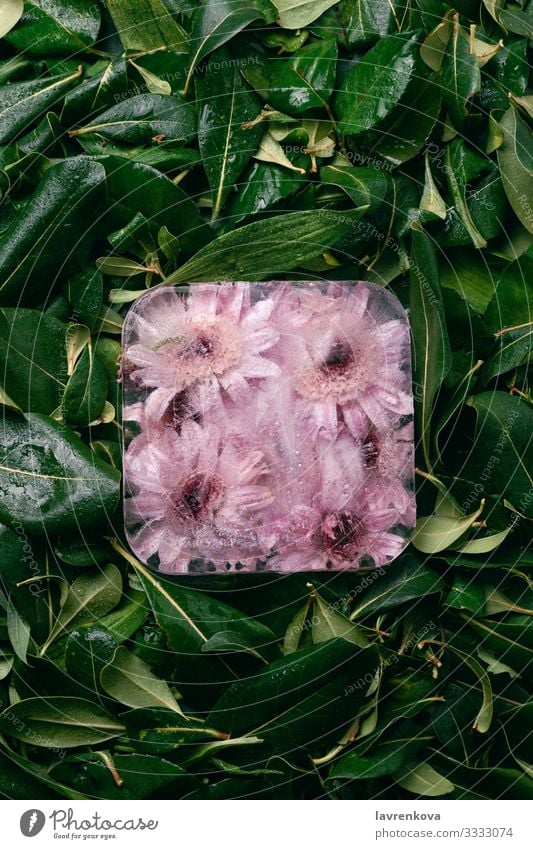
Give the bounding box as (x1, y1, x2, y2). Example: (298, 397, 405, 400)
(101, 646, 184, 714)
(0, 411, 120, 534)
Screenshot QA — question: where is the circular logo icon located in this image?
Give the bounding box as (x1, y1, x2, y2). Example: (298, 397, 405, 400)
(20, 810, 46, 837)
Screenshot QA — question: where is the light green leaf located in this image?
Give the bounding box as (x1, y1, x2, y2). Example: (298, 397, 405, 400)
(411, 502, 485, 554)
(0, 0, 23, 39)
(273, 0, 340, 29)
(394, 761, 454, 796)
(101, 646, 184, 714)
(40, 564, 122, 655)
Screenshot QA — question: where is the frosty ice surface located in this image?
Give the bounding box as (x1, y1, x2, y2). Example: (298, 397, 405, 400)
(122, 281, 415, 573)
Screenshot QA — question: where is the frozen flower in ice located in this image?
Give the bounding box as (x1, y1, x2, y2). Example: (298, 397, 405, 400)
(122, 280, 416, 574)
(278, 283, 412, 438)
(124, 284, 280, 420)
(264, 431, 405, 571)
(361, 420, 415, 523)
(125, 420, 273, 572)
(269, 480, 406, 572)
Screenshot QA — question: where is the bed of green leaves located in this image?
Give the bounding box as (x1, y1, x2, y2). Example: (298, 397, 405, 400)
(0, 0, 531, 801)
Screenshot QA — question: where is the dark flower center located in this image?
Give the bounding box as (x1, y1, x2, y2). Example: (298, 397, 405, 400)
(362, 432, 380, 468)
(320, 511, 365, 557)
(321, 340, 354, 373)
(175, 473, 223, 520)
(189, 332, 214, 357)
(162, 392, 194, 432)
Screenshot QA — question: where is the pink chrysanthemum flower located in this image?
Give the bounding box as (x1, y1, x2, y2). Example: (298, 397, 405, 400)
(124, 284, 280, 420)
(125, 420, 273, 572)
(268, 481, 406, 572)
(360, 420, 415, 523)
(275, 283, 412, 438)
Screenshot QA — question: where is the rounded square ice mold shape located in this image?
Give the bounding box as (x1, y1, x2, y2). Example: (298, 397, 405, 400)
(122, 281, 415, 574)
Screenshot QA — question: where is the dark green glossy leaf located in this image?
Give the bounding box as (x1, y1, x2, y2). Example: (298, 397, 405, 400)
(320, 164, 389, 213)
(330, 722, 428, 779)
(497, 107, 533, 235)
(207, 637, 372, 734)
(50, 752, 197, 799)
(0, 67, 82, 144)
(350, 557, 443, 619)
(0, 697, 125, 747)
(360, 76, 442, 166)
(0, 411, 121, 534)
(249, 38, 338, 115)
(335, 31, 421, 136)
(62, 58, 129, 126)
(62, 344, 108, 426)
(97, 156, 210, 257)
(467, 391, 533, 517)
(165, 207, 368, 282)
(70, 93, 196, 144)
(409, 223, 452, 470)
(183, 0, 277, 94)
(5, 0, 101, 56)
(440, 14, 480, 128)
(0, 158, 106, 305)
(65, 626, 119, 693)
(227, 159, 306, 224)
(197, 48, 262, 219)
(105, 0, 188, 52)
(0, 308, 67, 414)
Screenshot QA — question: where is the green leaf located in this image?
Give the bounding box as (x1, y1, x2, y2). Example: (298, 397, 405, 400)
(62, 344, 108, 426)
(40, 563, 122, 654)
(0, 411, 121, 534)
(497, 107, 533, 234)
(330, 723, 429, 780)
(0, 309, 67, 414)
(65, 626, 119, 693)
(420, 152, 447, 220)
(49, 752, 195, 800)
(274, 0, 340, 29)
(97, 156, 210, 257)
(467, 392, 533, 517)
(482, 327, 533, 382)
(394, 760, 454, 796)
(197, 48, 262, 219)
(0, 697, 125, 748)
(6, 603, 31, 664)
(183, 0, 277, 94)
(0, 66, 82, 144)
(320, 164, 389, 213)
(4, 0, 101, 56)
(323, 0, 413, 48)
(310, 588, 369, 647)
(440, 14, 480, 128)
(165, 207, 368, 282)
(409, 222, 452, 471)
(62, 58, 128, 125)
(360, 76, 442, 166)
(0, 158, 107, 305)
(105, 0, 188, 52)
(412, 502, 484, 554)
(252, 38, 338, 115)
(66, 267, 103, 331)
(101, 646, 184, 714)
(350, 558, 443, 620)
(207, 638, 376, 736)
(0, 0, 23, 39)
(335, 31, 421, 136)
(70, 94, 196, 144)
